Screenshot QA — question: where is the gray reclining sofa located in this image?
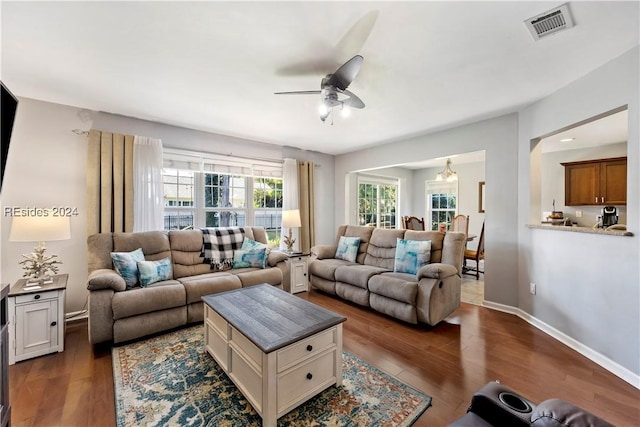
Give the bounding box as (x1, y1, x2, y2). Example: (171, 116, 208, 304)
(86, 227, 288, 344)
(309, 225, 466, 326)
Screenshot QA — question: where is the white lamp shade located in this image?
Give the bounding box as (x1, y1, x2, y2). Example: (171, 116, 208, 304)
(282, 209, 302, 228)
(9, 210, 71, 242)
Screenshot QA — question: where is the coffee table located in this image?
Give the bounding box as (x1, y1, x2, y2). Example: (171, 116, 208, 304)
(202, 284, 346, 427)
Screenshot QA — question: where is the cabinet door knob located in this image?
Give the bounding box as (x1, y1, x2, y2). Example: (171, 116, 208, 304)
(51, 321, 57, 327)
(306, 373, 313, 380)
(34, 294, 41, 300)
(306, 344, 313, 351)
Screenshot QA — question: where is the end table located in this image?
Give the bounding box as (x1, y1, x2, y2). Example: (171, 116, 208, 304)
(8, 274, 68, 365)
(281, 252, 310, 294)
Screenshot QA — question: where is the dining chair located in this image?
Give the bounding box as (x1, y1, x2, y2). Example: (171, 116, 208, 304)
(451, 214, 469, 237)
(403, 216, 425, 230)
(463, 221, 484, 279)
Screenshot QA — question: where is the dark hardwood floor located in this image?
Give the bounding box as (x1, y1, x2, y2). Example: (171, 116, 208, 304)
(9, 289, 640, 426)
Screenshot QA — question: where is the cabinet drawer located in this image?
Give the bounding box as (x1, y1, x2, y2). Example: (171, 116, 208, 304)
(205, 307, 229, 339)
(230, 326, 262, 370)
(278, 350, 337, 413)
(277, 327, 336, 372)
(14, 290, 58, 304)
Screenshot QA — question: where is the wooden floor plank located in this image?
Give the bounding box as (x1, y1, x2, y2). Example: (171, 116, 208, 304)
(8, 289, 639, 426)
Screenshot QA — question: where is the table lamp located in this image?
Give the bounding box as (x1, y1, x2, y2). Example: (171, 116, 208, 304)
(9, 210, 71, 284)
(281, 209, 301, 253)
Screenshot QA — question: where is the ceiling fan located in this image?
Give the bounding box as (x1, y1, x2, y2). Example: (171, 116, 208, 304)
(274, 55, 365, 123)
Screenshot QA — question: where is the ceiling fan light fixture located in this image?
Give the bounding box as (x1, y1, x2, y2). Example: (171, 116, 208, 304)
(319, 103, 329, 115)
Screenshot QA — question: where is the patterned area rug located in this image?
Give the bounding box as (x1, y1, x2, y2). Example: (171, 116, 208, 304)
(113, 325, 431, 426)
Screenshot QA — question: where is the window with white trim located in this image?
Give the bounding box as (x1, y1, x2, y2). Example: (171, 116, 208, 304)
(358, 175, 398, 229)
(425, 180, 458, 231)
(162, 150, 283, 243)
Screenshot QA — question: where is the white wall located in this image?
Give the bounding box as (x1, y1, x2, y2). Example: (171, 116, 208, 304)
(518, 46, 639, 381)
(0, 98, 92, 315)
(335, 114, 519, 306)
(0, 100, 335, 316)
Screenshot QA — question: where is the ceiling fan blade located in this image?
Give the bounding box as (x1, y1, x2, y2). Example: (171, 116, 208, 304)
(326, 55, 363, 91)
(335, 10, 379, 60)
(274, 90, 322, 95)
(342, 90, 365, 109)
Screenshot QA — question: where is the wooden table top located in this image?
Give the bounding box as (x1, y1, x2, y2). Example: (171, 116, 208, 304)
(202, 284, 346, 353)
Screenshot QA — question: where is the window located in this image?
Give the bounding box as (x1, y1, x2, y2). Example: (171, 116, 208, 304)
(426, 181, 458, 231)
(162, 150, 284, 242)
(358, 176, 398, 228)
(163, 169, 195, 230)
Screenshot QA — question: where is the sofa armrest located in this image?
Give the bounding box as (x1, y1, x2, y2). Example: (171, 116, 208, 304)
(531, 399, 615, 427)
(267, 250, 289, 267)
(311, 245, 337, 260)
(417, 263, 457, 281)
(87, 269, 127, 292)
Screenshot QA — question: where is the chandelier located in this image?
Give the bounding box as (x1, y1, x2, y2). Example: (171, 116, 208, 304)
(436, 158, 458, 182)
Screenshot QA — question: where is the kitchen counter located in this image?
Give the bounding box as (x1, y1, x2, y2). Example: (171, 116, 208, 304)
(527, 223, 633, 236)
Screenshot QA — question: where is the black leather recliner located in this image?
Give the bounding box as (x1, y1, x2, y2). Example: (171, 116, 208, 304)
(448, 382, 615, 427)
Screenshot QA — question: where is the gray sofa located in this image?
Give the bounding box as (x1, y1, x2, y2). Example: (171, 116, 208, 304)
(86, 227, 288, 344)
(309, 225, 466, 326)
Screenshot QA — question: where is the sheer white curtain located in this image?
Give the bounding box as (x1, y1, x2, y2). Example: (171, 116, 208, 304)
(281, 158, 299, 251)
(133, 136, 164, 231)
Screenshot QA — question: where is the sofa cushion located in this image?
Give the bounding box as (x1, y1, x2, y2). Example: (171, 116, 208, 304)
(179, 272, 242, 304)
(335, 264, 388, 289)
(335, 236, 361, 263)
(113, 231, 171, 262)
(137, 257, 173, 287)
(364, 228, 406, 269)
(111, 281, 185, 319)
(394, 238, 431, 274)
(335, 225, 375, 264)
(111, 248, 145, 288)
(169, 230, 212, 279)
(368, 272, 418, 304)
(309, 258, 354, 281)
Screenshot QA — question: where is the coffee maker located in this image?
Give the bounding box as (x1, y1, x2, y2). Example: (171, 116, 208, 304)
(601, 206, 618, 227)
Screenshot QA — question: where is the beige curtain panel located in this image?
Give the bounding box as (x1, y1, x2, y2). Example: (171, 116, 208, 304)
(87, 130, 135, 235)
(298, 161, 315, 253)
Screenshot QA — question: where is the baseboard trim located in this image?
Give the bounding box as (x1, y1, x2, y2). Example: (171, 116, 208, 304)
(482, 300, 640, 390)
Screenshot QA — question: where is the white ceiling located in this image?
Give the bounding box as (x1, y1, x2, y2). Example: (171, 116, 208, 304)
(1, 1, 638, 156)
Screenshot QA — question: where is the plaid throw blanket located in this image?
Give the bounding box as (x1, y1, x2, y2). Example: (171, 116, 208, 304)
(201, 227, 246, 270)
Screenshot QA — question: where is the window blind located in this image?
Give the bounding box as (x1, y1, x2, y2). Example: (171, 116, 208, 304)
(163, 148, 283, 178)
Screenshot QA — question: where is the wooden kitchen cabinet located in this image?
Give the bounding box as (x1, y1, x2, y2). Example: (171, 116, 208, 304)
(561, 157, 627, 206)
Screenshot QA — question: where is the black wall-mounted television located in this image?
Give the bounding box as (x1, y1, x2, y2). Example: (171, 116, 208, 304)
(1, 81, 19, 193)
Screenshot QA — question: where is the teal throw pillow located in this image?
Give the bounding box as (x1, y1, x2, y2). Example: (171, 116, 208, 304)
(335, 236, 361, 263)
(137, 258, 173, 287)
(241, 237, 269, 251)
(394, 238, 431, 275)
(233, 248, 268, 269)
(111, 248, 145, 289)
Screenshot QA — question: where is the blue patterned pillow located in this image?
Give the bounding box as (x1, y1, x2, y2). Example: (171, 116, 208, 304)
(394, 239, 432, 275)
(111, 248, 145, 288)
(335, 236, 361, 263)
(241, 237, 269, 251)
(233, 248, 267, 269)
(137, 258, 173, 287)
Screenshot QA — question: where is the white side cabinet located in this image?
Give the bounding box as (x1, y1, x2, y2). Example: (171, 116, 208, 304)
(283, 253, 309, 294)
(8, 274, 67, 365)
